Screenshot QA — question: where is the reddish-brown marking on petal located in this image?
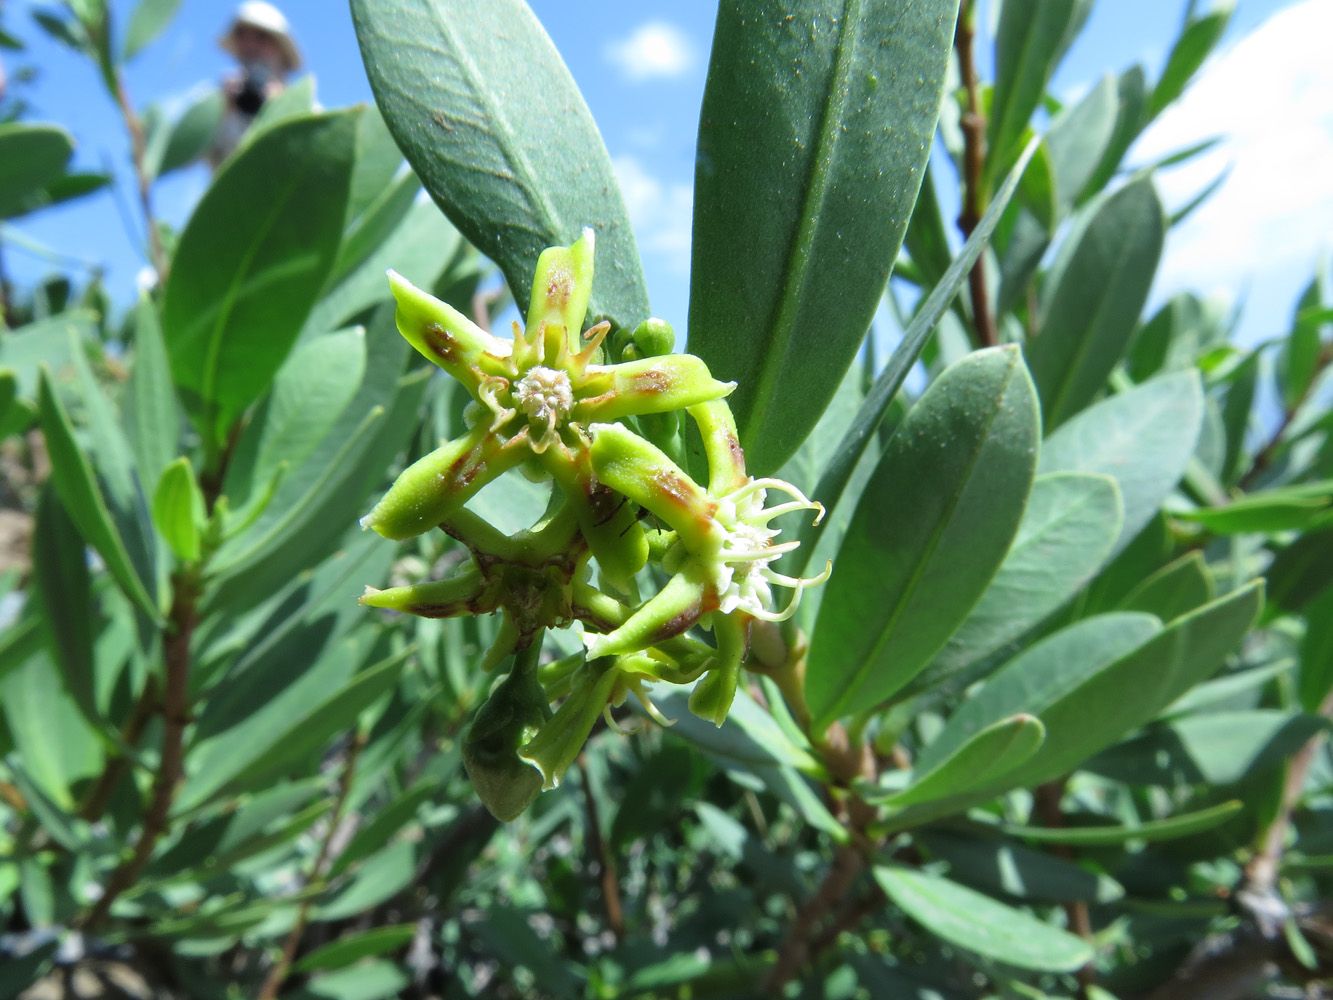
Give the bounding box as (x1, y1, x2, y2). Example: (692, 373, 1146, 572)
(646, 601, 704, 643)
(633, 369, 670, 394)
(547, 271, 573, 307)
(424, 323, 456, 361)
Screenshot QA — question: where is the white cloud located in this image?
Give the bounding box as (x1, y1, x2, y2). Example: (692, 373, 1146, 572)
(605, 22, 694, 81)
(1134, 0, 1333, 306)
(613, 155, 694, 275)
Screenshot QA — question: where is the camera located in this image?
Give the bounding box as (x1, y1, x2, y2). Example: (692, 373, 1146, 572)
(235, 64, 272, 115)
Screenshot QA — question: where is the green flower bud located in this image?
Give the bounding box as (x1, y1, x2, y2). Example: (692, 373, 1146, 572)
(518, 656, 622, 791)
(463, 655, 553, 821)
(632, 317, 676, 358)
(574, 354, 735, 423)
(360, 425, 529, 540)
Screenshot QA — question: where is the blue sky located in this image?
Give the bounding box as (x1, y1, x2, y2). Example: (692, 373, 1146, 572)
(4, 0, 1328, 349)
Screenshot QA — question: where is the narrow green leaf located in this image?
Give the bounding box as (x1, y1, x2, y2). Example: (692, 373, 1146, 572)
(162, 109, 361, 449)
(1027, 177, 1166, 430)
(1090, 710, 1323, 786)
(293, 925, 417, 973)
(808, 347, 1040, 727)
(67, 330, 160, 607)
(874, 865, 1094, 972)
(1118, 550, 1213, 622)
(36, 367, 160, 621)
(1012, 582, 1263, 785)
(224, 327, 367, 508)
(0, 123, 74, 217)
(31, 487, 98, 730)
(123, 0, 182, 59)
(919, 830, 1124, 903)
(1001, 800, 1244, 846)
(881, 715, 1044, 807)
(688, 0, 959, 475)
(152, 89, 224, 177)
(987, 0, 1090, 180)
(1081, 64, 1147, 200)
(790, 140, 1039, 578)
(913, 472, 1123, 693)
(1039, 370, 1204, 556)
(152, 456, 205, 561)
(1300, 587, 1333, 712)
(918, 613, 1161, 774)
(124, 294, 179, 489)
(1177, 482, 1333, 534)
(350, 0, 646, 325)
(1045, 75, 1118, 212)
(1148, 2, 1235, 119)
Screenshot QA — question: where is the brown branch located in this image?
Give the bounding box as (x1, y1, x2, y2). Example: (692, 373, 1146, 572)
(111, 70, 168, 281)
(766, 724, 879, 993)
(954, 0, 997, 349)
(77, 676, 159, 823)
(78, 570, 199, 930)
(1238, 344, 1333, 490)
(1035, 779, 1095, 997)
(257, 732, 366, 1000)
(578, 752, 625, 943)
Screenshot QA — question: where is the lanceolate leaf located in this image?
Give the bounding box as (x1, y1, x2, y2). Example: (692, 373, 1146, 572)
(0, 123, 74, 218)
(1039, 369, 1203, 556)
(874, 866, 1094, 972)
(880, 715, 1044, 807)
(913, 471, 1123, 693)
(1001, 800, 1244, 846)
(1010, 582, 1263, 786)
(1148, 2, 1235, 120)
(987, 0, 1091, 182)
(162, 110, 361, 452)
(917, 613, 1163, 776)
(1027, 176, 1166, 430)
(350, 0, 647, 325)
(688, 0, 959, 475)
(790, 139, 1039, 578)
(36, 367, 160, 622)
(32, 488, 98, 729)
(807, 347, 1040, 728)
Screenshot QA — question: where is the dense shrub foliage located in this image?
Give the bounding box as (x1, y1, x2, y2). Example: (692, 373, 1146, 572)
(2, 1, 1331, 998)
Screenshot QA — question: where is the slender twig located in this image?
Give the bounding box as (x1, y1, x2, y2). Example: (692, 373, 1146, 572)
(77, 676, 159, 823)
(1246, 686, 1333, 900)
(111, 69, 168, 280)
(78, 570, 199, 930)
(257, 732, 367, 1000)
(1238, 344, 1333, 490)
(766, 723, 879, 993)
(1035, 779, 1095, 997)
(954, 0, 998, 349)
(578, 752, 625, 943)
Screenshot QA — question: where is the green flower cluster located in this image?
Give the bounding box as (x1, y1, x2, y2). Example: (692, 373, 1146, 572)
(361, 229, 829, 820)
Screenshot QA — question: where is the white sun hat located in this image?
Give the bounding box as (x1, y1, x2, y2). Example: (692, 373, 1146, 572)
(219, 2, 302, 73)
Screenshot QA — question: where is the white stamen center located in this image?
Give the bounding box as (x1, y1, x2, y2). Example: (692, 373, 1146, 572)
(514, 366, 574, 424)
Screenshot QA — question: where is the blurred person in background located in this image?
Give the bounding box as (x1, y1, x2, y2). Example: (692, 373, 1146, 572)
(208, 1, 301, 166)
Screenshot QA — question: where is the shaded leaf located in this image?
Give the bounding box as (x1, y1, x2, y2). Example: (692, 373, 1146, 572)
(0, 123, 74, 217)
(1002, 800, 1244, 846)
(162, 109, 361, 449)
(1027, 177, 1165, 430)
(878, 715, 1044, 807)
(874, 865, 1094, 972)
(1039, 370, 1203, 556)
(37, 367, 160, 621)
(913, 471, 1122, 693)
